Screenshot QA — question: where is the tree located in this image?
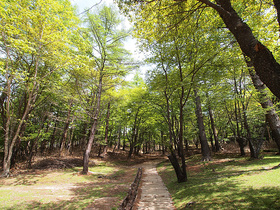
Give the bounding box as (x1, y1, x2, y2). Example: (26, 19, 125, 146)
(81, 5, 129, 174)
(246, 59, 280, 155)
(0, 0, 77, 176)
(117, 0, 280, 99)
(194, 89, 212, 161)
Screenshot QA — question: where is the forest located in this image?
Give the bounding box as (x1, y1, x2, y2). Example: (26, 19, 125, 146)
(1, 0, 280, 209)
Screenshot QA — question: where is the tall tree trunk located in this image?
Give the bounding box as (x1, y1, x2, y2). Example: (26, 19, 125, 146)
(59, 100, 73, 157)
(49, 118, 58, 153)
(122, 127, 126, 151)
(2, 29, 42, 176)
(233, 76, 246, 156)
(177, 85, 187, 181)
(248, 68, 280, 153)
(208, 105, 220, 152)
(117, 126, 121, 150)
(2, 79, 36, 177)
(67, 120, 75, 155)
(194, 90, 211, 161)
(101, 102, 111, 157)
(82, 73, 103, 174)
(128, 109, 140, 159)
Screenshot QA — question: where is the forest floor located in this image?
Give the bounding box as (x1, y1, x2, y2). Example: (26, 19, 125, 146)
(0, 144, 280, 209)
(0, 150, 160, 210)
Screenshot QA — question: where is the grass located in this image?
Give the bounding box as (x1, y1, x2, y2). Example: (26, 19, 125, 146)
(157, 154, 280, 209)
(0, 161, 136, 210)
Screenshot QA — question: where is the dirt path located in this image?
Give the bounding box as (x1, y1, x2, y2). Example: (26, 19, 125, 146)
(135, 160, 175, 210)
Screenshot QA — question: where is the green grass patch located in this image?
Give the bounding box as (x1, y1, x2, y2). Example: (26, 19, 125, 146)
(158, 155, 280, 209)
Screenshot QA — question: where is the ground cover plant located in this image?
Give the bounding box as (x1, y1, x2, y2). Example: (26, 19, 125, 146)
(158, 152, 280, 209)
(0, 153, 139, 210)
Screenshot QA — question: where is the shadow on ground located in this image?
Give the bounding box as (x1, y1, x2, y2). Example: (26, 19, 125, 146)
(158, 154, 280, 209)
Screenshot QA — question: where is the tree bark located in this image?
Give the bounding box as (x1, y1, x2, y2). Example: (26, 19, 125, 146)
(168, 152, 187, 183)
(194, 89, 211, 161)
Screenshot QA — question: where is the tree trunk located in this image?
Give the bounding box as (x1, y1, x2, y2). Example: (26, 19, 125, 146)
(236, 137, 246, 156)
(122, 127, 126, 151)
(167, 152, 187, 183)
(67, 124, 75, 155)
(82, 73, 103, 174)
(128, 109, 140, 159)
(101, 102, 111, 158)
(208, 105, 220, 152)
(209, 0, 280, 99)
(194, 89, 211, 161)
(2, 80, 35, 177)
(59, 100, 73, 157)
(242, 103, 258, 158)
(117, 126, 121, 150)
(49, 119, 58, 153)
(177, 85, 187, 181)
(233, 76, 246, 156)
(248, 68, 280, 153)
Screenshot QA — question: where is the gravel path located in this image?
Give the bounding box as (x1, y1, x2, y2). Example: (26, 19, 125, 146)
(135, 160, 175, 210)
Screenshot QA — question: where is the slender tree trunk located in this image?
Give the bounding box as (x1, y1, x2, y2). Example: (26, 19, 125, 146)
(82, 73, 103, 174)
(177, 86, 187, 181)
(128, 111, 140, 159)
(194, 90, 211, 161)
(128, 138, 134, 159)
(233, 76, 246, 156)
(59, 100, 73, 157)
(3, 73, 12, 177)
(49, 118, 58, 153)
(2, 78, 37, 176)
(122, 127, 126, 151)
(242, 104, 258, 158)
(117, 126, 121, 150)
(67, 122, 75, 155)
(101, 102, 111, 157)
(208, 105, 220, 152)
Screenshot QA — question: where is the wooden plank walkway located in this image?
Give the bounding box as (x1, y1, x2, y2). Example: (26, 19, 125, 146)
(135, 161, 175, 210)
